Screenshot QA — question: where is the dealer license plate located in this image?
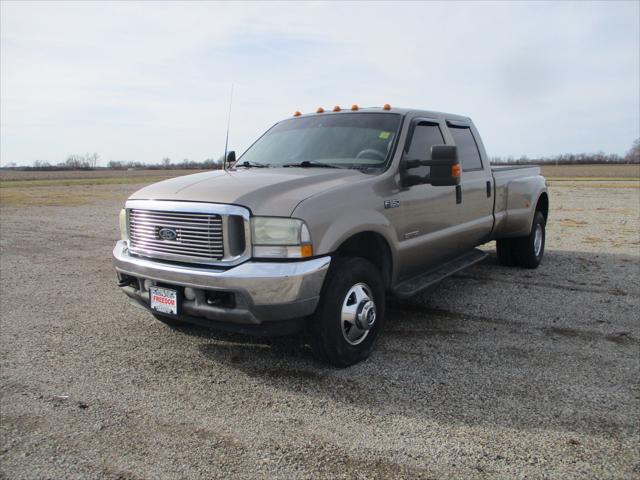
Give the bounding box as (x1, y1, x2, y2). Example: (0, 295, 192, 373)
(149, 286, 178, 315)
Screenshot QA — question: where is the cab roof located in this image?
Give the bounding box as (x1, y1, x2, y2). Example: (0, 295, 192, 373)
(290, 106, 471, 123)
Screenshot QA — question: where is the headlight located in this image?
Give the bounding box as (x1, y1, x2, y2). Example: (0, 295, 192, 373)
(251, 217, 312, 259)
(119, 209, 128, 240)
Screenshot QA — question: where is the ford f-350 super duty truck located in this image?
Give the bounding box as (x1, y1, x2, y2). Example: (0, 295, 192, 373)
(113, 105, 548, 366)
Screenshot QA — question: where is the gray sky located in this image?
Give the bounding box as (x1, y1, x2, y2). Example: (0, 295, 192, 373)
(1, 1, 638, 166)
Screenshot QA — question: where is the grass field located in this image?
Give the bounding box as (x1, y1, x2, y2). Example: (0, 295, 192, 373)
(0, 164, 637, 208)
(0, 170, 206, 206)
(540, 164, 639, 179)
(0, 168, 207, 182)
(0, 164, 638, 185)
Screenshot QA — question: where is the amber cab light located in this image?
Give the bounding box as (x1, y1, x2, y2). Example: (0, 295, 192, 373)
(351, 104, 359, 111)
(333, 105, 341, 112)
(316, 107, 325, 113)
(293, 111, 301, 117)
(383, 103, 391, 110)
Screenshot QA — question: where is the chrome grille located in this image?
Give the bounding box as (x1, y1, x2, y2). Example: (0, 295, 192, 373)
(128, 209, 224, 262)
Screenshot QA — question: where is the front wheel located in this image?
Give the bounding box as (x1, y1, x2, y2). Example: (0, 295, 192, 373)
(309, 257, 385, 367)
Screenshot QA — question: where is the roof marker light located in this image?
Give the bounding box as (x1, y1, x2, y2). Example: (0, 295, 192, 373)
(333, 105, 341, 112)
(383, 103, 391, 110)
(293, 111, 301, 117)
(316, 107, 325, 113)
(351, 104, 359, 111)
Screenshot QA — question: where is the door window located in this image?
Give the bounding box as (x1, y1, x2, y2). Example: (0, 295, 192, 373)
(406, 123, 445, 178)
(449, 126, 483, 171)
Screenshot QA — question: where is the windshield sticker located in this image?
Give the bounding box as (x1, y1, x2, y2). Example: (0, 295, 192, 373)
(379, 131, 391, 140)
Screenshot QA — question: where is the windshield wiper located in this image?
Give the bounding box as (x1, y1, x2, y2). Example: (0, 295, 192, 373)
(236, 161, 269, 168)
(281, 160, 342, 169)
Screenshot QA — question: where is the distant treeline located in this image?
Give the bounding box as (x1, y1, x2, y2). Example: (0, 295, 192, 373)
(1, 154, 223, 171)
(493, 139, 639, 165)
(1, 139, 639, 170)
(491, 153, 638, 165)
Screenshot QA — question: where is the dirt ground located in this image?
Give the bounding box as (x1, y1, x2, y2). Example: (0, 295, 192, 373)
(0, 177, 638, 479)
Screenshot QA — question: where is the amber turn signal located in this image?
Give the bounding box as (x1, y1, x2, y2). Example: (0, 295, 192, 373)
(351, 104, 359, 111)
(333, 105, 341, 112)
(293, 111, 301, 117)
(452, 164, 462, 178)
(316, 107, 325, 113)
(300, 244, 313, 258)
(383, 103, 391, 110)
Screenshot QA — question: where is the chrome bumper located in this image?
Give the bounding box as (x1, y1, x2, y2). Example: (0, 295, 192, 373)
(112, 240, 330, 325)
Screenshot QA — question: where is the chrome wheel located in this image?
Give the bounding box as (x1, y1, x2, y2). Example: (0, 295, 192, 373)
(341, 282, 376, 346)
(533, 223, 543, 257)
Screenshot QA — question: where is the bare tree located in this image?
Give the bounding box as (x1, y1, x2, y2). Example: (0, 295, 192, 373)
(85, 152, 100, 168)
(162, 157, 172, 168)
(65, 155, 85, 168)
(33, 160, 50, 168)
(626, 138, 640, 164)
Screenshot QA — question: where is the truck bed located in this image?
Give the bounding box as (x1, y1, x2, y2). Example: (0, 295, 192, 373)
(491, 164, 541, 173)
(491, 165, 544, 239)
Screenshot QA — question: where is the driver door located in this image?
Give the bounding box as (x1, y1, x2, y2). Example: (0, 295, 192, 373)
(394, 118, 460, 280)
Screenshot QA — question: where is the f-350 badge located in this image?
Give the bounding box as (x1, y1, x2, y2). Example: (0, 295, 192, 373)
(384, 199, 400, 209)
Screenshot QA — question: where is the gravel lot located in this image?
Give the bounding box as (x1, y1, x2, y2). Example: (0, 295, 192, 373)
(1, 180, 639, 479)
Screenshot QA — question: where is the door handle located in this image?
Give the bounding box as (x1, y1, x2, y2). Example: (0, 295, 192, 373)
(486, 180, 492, 198)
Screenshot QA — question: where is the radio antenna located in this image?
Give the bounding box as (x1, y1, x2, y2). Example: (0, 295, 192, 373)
(223, 82, 234, 171)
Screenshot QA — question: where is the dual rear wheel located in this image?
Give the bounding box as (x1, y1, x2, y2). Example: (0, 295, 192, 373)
(496, 210, 546, 269)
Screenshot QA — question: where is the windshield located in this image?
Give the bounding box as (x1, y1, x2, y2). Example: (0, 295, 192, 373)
(238, 113, 402, 168)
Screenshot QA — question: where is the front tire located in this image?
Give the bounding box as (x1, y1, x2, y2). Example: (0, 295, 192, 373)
(309, 257, 385, 367)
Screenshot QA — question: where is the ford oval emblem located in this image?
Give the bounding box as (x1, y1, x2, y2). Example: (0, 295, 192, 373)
(158, 228, 177, 241)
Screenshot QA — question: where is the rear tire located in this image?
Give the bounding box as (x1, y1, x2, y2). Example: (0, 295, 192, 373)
(496, 238, 518, 266)
(516, 210, 546, 269)
(309, 257, 385, 367)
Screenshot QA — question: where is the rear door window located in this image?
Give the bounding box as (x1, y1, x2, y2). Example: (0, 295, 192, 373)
(406, 123, 445, 178)
(449, 126, 483, 171)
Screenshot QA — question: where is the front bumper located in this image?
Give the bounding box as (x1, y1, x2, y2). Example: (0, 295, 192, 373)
(112, 240, 330, 329)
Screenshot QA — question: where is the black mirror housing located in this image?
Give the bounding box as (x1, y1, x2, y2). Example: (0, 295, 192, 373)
(429, 145, 460, 186)
(226, 150, 236, 165)
(401, 145, 460, 187)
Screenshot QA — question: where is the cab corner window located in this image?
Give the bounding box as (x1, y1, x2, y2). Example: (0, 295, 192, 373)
(449, 126, 483, 171)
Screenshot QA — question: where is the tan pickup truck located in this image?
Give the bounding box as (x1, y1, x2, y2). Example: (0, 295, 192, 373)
(113, 105, 548, 366)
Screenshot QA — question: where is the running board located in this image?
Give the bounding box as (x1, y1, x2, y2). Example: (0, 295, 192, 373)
(392, 249, 488, 299)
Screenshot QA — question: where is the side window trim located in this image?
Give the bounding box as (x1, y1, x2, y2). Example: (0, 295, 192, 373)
(446, 119, 470, 128)
(405, 117, 444, 153)
(446, 121, 484, 172)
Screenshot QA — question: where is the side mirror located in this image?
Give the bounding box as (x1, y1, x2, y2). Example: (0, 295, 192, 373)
(429, 145, 461, 186)
(401, 145, 461, 187)
(225, 150, 236, 165)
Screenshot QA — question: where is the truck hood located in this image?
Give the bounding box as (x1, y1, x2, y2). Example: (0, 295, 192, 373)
(128, 168, 367, 216)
